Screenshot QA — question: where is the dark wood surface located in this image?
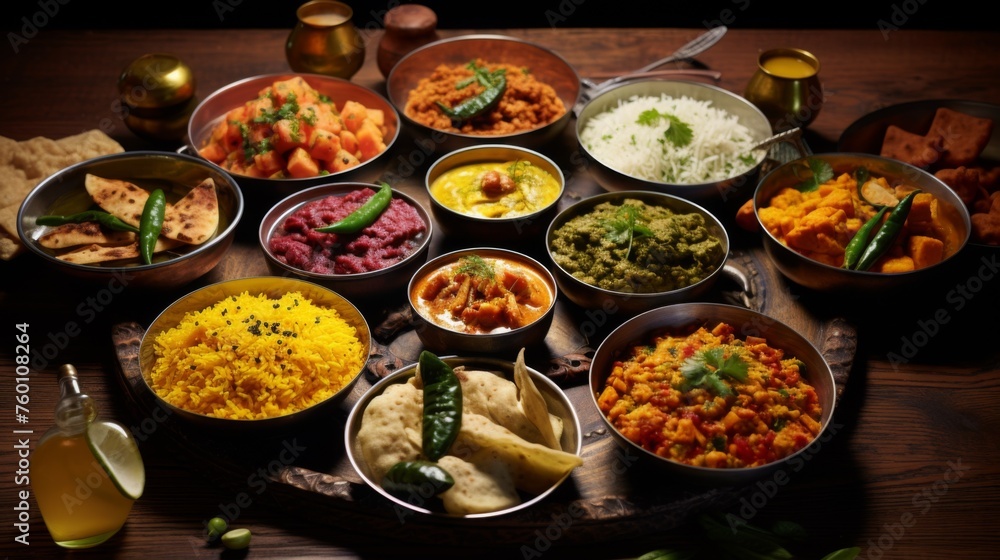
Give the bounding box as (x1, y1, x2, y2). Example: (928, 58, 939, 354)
(2, 27, 999, 559)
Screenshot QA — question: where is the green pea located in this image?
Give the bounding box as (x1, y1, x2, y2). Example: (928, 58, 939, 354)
(221, 528, 252, 550)
(206, 516, 228, 542)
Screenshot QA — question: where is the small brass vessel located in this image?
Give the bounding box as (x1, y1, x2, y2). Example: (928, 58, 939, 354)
(286, 1, 365, 79)
(118, 53, 197, 143)
(744, 48, 823, 131)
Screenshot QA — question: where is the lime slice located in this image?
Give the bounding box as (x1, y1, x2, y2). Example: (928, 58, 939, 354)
(859, 179, 899, 208)
(86, 420, 146, 500)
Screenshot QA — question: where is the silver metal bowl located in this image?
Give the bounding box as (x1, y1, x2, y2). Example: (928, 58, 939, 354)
(545, 190, 729, 316)
(138, 276, 371, 430)
(589, 302, 837, 484)
(754, 152, 972, 293)
(425, 144, 565, 243)
(575, 79, 773, 207)
(258, 182, 433, 302)
(185, 73, 400, 203)
(17, 150, 243, 291)
(345, 355, 582, 517)
(385, 34, 581, 155)
(407, 247, 558, 355)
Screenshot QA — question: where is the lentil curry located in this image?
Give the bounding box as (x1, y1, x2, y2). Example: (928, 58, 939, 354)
(596, 322, 823, 468)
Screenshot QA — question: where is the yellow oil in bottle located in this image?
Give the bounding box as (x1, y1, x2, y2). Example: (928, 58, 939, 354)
(31, 364, 140, 548)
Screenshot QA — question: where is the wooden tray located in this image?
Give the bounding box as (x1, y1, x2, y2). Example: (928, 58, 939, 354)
(111, 245, 853, 546)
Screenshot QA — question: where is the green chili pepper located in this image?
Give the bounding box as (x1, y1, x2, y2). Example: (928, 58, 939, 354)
(854, 189, 921, 272)
(139, 188, 166, 265)
(314, 183, 392, 234)
(418, 351, 462, 461)
(435, 68, 507, 122)
(842, 205, 888, 270)
(381, 460, 455, 499)
(36, 210, 140, 233)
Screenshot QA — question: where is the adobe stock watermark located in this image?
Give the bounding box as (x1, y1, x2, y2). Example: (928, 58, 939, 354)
(857, 459, 970, 560)
(886, 253, 998, 370)
(8, 0, 71, 54)
(877, 0, 932, 40)
(206, 438, 306, 531)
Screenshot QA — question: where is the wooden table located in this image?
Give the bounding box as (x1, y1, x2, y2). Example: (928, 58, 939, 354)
(2, 27, 999, 559)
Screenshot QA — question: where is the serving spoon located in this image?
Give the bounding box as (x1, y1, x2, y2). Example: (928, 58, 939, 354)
(576, 25, 728, 113)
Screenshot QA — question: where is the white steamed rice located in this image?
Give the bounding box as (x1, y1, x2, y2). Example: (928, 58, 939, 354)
(580, 94, 761, 184)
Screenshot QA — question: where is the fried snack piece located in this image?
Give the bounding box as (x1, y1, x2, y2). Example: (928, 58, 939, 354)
(925, 107, 994, 167)
(971, 191, 1000, 245)
(880, 124, 944, 168)
(936, 166, 986, 207)
(735, 198, 759, 232)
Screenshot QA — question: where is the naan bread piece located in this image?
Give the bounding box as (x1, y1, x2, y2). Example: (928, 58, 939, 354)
(161, 178, 219, 245)
(437, 454, 520, 515)
(84, 174, 148, 227)
(513, 348, 561, 450)
(55, 237, 183, 265)
(455, 413, 582, 495)
(38, 222, 135, 249)
(355, 382, 424, 481)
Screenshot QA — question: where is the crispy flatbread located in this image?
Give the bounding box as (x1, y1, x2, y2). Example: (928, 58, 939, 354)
(513, 349, 561, 450)
(55, 237, 184, 265)
(0, 130, 123, 259)
(161, 178, 219, 245)
(84, 174, 149, 227)
(437, 454, 520, 515)
(880, 125, 943, 168)
(38, 222, 135, 249)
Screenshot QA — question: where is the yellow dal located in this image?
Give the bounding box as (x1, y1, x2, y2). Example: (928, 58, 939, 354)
(149, 290, 365, 420)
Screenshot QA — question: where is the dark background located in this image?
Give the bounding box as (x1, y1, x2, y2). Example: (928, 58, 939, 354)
(3, 0, 993, 31)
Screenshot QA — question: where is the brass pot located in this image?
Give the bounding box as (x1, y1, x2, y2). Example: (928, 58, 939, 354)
(286, 0, 365, 79)
(743, 48, 824, 131)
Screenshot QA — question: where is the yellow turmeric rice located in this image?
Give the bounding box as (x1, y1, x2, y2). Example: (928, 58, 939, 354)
(149, 290, 366, 420)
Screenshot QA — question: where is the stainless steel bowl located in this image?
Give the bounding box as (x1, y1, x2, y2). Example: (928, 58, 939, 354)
(345, 355, 582, 517)
(546, 190, 729, 317)
(185, 73, 399, 204)
(576, 79, 773, 207)
(138, 276, 371, 430)
(754, 153, 971, 293)
(407, 247, 557, 355)
(589, 302, 837, 484)
(17, 150, 243, 291)
(425, 144, 565, 243)
(385, 34, 580, 155)
(258, 182, 433, 302)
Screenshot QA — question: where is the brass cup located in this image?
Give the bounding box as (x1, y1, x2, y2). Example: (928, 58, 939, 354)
(286, 1, 365, 79)
(743, 48, 823, 132)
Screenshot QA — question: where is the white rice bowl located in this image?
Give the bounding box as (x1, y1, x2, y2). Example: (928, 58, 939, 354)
(579, 94, 761, 185)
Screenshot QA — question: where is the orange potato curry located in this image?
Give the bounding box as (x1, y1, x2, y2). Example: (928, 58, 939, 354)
(199, 77, 388, 179)
(410, 254, 553, 334)
(758, 171, 965, 272)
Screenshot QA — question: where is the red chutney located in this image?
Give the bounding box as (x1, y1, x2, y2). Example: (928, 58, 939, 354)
(269, 187, 426, 274)
(596, 322, 823, 469)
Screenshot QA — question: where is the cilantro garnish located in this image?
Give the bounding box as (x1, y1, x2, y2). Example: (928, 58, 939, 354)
(636, 109, 693, 147)
(601, 204, 653, 260)
(680, 347, 749, 397)
(795, 158, 834, 192)
(253, 92, 300, 125)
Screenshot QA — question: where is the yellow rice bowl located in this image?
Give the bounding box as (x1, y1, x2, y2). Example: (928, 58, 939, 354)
(148, 290, 366, 420)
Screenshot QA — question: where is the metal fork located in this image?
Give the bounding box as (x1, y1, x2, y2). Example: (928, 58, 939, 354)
(576, 26, 728, 113)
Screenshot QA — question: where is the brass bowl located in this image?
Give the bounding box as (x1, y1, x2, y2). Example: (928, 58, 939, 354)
(753, 153, 971, 293)
(138, 276, 371, 430)
(385, 34, 580, 155)
(258, 182, 433, 302)
(545, 190, 729, 317)
(344, 355, 582, 517)
(407, 247, 558, 355)
(575, 79, 773, 208)
(17, 151, 243, 291)
(589, 302, 837, 484)
(425, 144, 565, 244)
